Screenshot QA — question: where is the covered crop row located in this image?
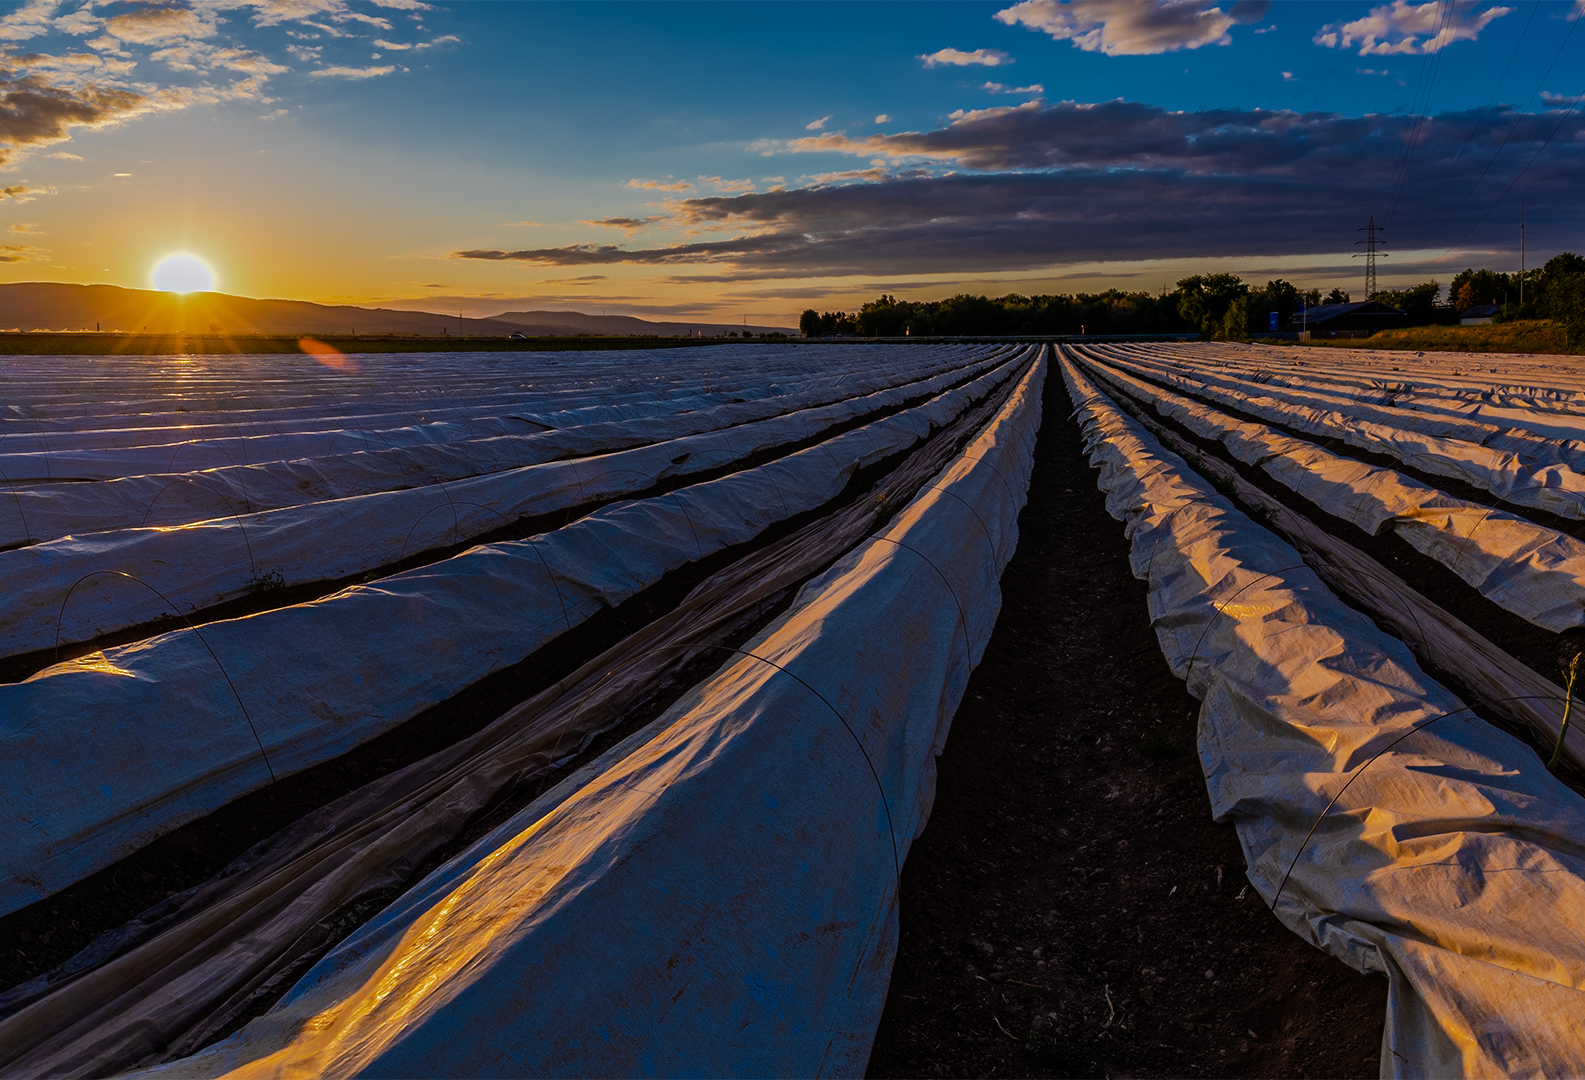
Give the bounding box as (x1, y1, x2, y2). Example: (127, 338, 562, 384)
(73, 352, 1044, 1079)
(0, 345, 994, 476)
(0, 349, 1004, 546)
(0, 350, 1017, 657)
(1062, 354, 1585, 1076)
(1078, 354, 1585, 632)
(0, 349, 1034, 916)
(1091, 345, 1585, 520)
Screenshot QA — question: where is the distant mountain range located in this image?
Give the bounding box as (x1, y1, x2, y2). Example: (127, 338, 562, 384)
(0, 283, 793, 337)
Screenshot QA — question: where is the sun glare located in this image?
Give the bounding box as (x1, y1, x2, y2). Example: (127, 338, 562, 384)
(152, 253, 216, 294)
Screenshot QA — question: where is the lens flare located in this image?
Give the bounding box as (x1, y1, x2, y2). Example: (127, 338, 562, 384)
(299, 337, 356, 372)
(152, 253, 215, 294)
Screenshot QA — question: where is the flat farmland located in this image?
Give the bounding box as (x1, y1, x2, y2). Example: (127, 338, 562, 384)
(3, 341, 1585, 1076)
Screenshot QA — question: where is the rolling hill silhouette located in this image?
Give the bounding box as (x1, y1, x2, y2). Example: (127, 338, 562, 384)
(0, 283, 791, 337)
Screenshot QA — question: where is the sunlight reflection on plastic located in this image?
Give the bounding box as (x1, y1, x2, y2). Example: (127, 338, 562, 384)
(299, 336, 357, 372)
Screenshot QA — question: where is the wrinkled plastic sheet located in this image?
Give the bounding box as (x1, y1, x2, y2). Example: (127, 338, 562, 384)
(128, 356, 1044, 1080)
(1110, 340, 1585, 474)
(0, 353, 1030, 917)
(0, 351, 1006, 548)
(1091, 346, 1585, 520)
(0, 347, 998, 503)
(1064, 355, 1585, 1078)
(0, 353, 1023, 657)
(1122, 341, 1585, 444)
(0, 345, 996, 461)
(1081, 356, 1585, 632)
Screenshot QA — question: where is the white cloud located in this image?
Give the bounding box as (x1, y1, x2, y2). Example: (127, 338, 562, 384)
(1542, 90, 1581, 106)
(626, 177, 692, 191)
(995, 0, 1269, 56)
(0, 0, 61, 42)
(101, 7, 219, 44)
(44, 151, 83, 160)
(53, 4, 100, 36)
(371, 33, 458, 50)
(1314, 0, 1511, 55)
(1281, 70, 1295, 81)
(308, 63, 395, 78)
(151, 42, 288, 74)
(983, 80, 1045, 94)
(805, 115, 830, 130)
(875, 113, 890, 123)
(918, 47, 1013, 68)
(699, 175, 756, 192)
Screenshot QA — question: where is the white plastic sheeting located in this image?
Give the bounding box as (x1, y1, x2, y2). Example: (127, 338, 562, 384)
(1123, 340, 1585, 450)
(1081, 356, 1585, 632)
(1093, 345, 1585, 520)
(0, 355, 1001, 547)
(0, 353, 1031, 918)
(0, 348, 1006, 545)
(130, 356, 1044, 1080)
(1064, 355, 1585, 1078)
(0, 346, 999, 479)
(0, 353, 1020, 657)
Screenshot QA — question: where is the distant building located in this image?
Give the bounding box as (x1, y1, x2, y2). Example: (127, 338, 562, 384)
(1459, 303, 1501, 326)
(1285, 300, 1409, 339)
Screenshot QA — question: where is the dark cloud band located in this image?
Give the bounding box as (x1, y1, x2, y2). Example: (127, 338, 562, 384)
(455, 98, 1585, 276)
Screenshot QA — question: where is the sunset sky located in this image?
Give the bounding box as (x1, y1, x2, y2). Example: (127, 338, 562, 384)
(3, 0, 1584, 323)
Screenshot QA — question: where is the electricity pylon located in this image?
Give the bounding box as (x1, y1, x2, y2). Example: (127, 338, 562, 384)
(1355, 215, 1387, 300)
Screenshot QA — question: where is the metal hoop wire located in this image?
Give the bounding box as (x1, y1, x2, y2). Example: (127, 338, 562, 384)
(52, 569, 275, 782)
(2, 414, 53, 480)
(209, 408, 257, 511)
(0, 463, 32, 543)
(323, 416, 414, 494)
(545, 639, 904, 888)
(1269, 692, 1578, 913)
(164, 436, 242, 483)
(137, 477, 259, 576)
(398, 498, 575, 633)
(867, 535, 976, 671)
(395, 493, 465, 564)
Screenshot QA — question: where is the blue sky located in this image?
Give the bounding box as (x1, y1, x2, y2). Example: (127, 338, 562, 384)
(3, 0, 1584, 321)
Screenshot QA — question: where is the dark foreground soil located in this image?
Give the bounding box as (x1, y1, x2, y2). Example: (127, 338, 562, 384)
(867, 375, 1388, 1079)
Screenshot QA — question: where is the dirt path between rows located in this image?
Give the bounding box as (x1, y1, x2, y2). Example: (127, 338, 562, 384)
(867, 374, 1387, 1079)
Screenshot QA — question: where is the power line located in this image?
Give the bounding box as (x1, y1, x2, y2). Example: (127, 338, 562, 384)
(1384, 0, 1462, 228)
(1435, 83, 1585, 261)
(1406, 1, 1539, 238)
(1379, 0, 1449, 211)
(1418, 9, 1579, 248)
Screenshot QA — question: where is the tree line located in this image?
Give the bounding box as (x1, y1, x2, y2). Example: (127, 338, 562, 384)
(798, 251, 1585, 344)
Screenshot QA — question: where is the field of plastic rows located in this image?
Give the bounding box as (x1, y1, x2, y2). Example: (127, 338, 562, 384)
(1064, 341, 1585, 1077)
(0, 344, 1045, 1077)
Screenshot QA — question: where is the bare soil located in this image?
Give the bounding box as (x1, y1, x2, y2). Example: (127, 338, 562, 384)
(867, 374, 1387, 1079)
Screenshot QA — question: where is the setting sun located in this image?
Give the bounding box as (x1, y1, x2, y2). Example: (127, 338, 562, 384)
(151, 253, 215, 294)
